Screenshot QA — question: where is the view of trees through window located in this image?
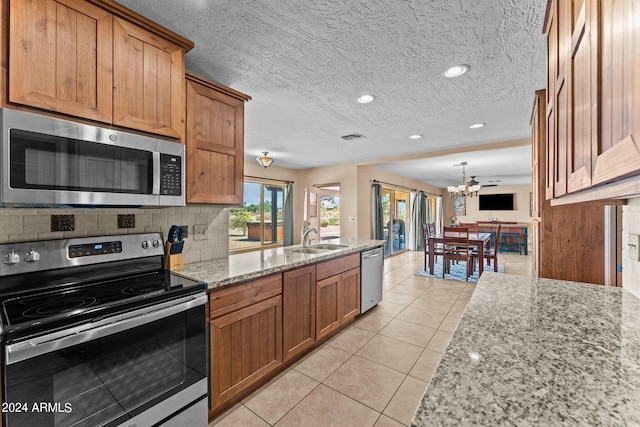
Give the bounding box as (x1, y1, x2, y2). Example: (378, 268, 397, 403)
(229, 181, 284, 251)
(319, 194, 340, 240)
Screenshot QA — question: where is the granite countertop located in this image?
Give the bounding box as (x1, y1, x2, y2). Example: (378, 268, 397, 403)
(413, 272, 640, 426)
(180, 238, 385, 290)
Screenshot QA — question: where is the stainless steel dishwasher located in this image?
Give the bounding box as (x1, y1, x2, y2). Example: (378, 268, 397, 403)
(361, 246, 384, 313)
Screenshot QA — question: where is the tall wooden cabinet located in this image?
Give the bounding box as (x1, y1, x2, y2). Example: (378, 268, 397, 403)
(186, 72, 251, 204)
(5, 0, 193, 139)
(532, 89, 620, 285)
(544, 0, 640, 203)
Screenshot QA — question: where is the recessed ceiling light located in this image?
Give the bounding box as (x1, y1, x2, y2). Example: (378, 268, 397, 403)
(469, 123, 486, 129)
(443, 65, 469, 78)
(409, 134, 423, 139)
(357, 94, 375, 104)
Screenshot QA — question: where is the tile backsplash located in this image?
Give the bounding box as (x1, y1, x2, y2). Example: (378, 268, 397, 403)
(623, 197, 640, 299)
(0, 205, 229, 264)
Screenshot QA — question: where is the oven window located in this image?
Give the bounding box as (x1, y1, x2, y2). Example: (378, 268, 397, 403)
(9, 129, 153, 194)
(3, 306, 206, 427)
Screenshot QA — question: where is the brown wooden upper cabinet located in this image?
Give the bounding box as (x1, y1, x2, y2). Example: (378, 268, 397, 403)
(544, 0, 640, 204)
(7, 0, 193, 139)
(185, 72, 251, 204)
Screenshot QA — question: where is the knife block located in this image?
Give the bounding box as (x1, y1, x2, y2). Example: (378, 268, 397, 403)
(164, 243, 184, 271)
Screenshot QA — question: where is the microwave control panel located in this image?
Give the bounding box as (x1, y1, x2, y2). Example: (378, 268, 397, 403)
(160, 154, 182, 196)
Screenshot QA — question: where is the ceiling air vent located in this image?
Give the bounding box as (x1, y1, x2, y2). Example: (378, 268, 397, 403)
(340, 133, 366, 141)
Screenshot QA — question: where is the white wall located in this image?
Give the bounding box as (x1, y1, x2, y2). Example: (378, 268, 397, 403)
(623, 197, 640, 299)
(450, 184, 533, 224)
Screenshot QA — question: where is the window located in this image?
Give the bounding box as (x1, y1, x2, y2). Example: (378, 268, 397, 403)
(229, 180, 284, 252)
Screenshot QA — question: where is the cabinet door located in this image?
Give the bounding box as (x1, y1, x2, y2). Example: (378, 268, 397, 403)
(591, 0, 640, 185)
(339, 268, 360, 324)
(113, 17, 185, 139)
(186, 79, 245, 204)
(566, 0, 594, 193)
(545, 0, 558, 200)
(554, 70, 568, 197)
(210, 295, 282, 411)
(316, 275, 340, 341)
(9, 0, 113, 123)
(283, 265, 316, 362)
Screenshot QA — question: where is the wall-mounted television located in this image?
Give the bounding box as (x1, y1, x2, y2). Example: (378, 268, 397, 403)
(479, 193, 514, 211)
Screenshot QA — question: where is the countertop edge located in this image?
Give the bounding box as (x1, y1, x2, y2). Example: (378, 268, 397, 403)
(179, 239, 385, 291)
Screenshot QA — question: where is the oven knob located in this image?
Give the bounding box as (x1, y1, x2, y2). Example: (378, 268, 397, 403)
(152, 239, 161, 248)
(3, 250, 20, 265)
(141, 240, 151, 249)
(24, 249, 40, 263)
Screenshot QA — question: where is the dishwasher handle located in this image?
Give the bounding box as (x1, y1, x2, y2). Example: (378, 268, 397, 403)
(362, 247, 383, 259)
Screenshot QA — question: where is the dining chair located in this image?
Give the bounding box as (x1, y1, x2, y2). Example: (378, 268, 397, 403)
(472, 224, 501, 272)
(459, 222, 479, 233)
(422, 223, 442, 270)
(442, 226, 473, 281)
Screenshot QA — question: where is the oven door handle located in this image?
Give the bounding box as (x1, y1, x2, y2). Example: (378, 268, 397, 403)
(5, 292, 207, 365)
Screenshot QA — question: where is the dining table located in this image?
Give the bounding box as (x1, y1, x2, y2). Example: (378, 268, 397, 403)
(428, 232, 493, 277)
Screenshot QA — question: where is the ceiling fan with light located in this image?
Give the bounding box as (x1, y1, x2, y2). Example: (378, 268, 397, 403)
(467, 176, 500, 188)
(447, 162, 482, 197)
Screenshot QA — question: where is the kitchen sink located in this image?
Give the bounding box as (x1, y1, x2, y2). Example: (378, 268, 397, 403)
(310, 244, 347, 250)
(288, 247, 329, 254)
(287, 244, 347, 254)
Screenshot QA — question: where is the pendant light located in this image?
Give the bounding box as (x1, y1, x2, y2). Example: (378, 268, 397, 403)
(256, 152, 274, 169)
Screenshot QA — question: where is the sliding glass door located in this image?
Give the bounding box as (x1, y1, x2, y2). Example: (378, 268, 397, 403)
(382, 188, 409, 256)
(229, 180, 284, 252)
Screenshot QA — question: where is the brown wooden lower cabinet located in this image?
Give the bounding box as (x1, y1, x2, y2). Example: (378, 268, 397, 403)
(207, 252, 363, 421)
(209, 295, 282, 412)
(316, 267, 361, 341)
(316, 274, 340, 340)
(339, 268, 361, 323)
(283, 265, 316, 361)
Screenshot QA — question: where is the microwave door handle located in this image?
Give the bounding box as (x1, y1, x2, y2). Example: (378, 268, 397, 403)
(152, 152, 161, 195)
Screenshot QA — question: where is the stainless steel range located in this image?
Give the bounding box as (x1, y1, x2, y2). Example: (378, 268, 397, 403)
(0, 233, 208, 427)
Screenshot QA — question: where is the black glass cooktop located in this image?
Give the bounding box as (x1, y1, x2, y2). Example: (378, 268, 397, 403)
(0, 268, 205, 343)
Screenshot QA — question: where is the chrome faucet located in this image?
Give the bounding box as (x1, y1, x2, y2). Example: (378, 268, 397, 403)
(301, 224, 318, 247)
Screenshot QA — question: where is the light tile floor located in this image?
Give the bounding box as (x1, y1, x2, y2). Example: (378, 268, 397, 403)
(210, 251, 531, 427)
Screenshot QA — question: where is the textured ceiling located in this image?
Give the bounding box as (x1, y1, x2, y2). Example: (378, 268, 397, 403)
(118, 0, 547, 186)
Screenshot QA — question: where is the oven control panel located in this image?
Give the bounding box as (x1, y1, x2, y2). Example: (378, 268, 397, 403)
(0, 233, 165, 276)
(69, 241, 123, 258)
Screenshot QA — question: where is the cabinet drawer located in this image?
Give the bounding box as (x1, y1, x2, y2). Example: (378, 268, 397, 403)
(209, 274, 282, 319)
(316, 253, 360, 281)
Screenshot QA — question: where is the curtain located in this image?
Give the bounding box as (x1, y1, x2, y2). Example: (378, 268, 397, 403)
(410, 191, 426, 251)
(436, 196, 444, 234)
(426, 195, 444, 235)
(372, 183, 384, 240)
(283, 182, 294, 246)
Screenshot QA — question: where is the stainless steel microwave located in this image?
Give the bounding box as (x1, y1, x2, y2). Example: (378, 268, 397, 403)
(0, 108, 185, 207)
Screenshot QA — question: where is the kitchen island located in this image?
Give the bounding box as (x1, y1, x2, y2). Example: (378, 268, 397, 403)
(181, 238, 384, 289)
(413, 272, 640, 426)
(181, 238, 385, 419)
